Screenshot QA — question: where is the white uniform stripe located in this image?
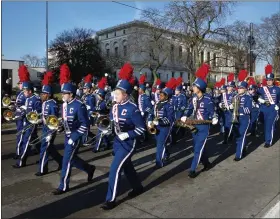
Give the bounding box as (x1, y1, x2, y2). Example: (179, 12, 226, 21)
(239, 119, 250, 159)
(41, 140, 51, 173)
(111, 140, 136, 202)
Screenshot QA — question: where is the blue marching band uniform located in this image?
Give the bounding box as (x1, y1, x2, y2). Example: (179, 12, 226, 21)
(6, 62, 280, 210)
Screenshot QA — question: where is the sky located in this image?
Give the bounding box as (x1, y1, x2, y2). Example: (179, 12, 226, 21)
(2, 1, 280, 74)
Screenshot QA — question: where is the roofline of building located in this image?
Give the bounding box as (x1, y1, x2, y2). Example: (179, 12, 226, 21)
(2, 59, 24, 62)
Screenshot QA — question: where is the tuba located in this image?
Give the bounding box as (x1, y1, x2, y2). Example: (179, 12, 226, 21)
(231, 94, 240, 124)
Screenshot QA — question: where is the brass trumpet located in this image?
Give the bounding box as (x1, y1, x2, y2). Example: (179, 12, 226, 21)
(147, 117, 158, 135)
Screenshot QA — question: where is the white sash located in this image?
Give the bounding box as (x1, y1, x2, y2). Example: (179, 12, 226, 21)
(42, 102, 46, 125)
(138, 95, 143, 112)
(223, 93, 228, 108)
(62, 102, 71, 134)
(263, 86, 275, 105)
(113, 104, 121, 134)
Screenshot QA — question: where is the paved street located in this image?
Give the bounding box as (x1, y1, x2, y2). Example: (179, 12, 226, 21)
(1, 125, 279, 218)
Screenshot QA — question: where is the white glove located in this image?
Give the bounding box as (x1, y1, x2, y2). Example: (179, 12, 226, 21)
(258, 98, 265, 104)
(151, 100, 155, 105)
(45, 135, 52, 142)
(86, 105, 91, 110)
(118, 132, 129, 140)
(153, 120, 159, 126)
(148, 121, 153, 128)
(219, 103, 223, 109)
(229, 104, 234, 110)
(20, 105, 27, 111)
(68, 138, 74, 145)
(212, 117, 218, 125)
(181, 116, 187, 122)
(141, 112, 144, 116)
(275, 105, 279, 111)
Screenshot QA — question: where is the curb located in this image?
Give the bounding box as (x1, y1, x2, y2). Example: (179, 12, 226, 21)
(255, 194, 280, 218)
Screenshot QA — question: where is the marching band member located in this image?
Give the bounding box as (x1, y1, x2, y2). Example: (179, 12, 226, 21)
(147, 78, 176, 168)
(151, 79, 164, 106)
(53, 64, 95, 195)
(138, 74, 153, 121)
(172, 77, 187, 142)
(232, 70, 252, 161)
(219, 73, 236, 144)
(101, 63, 145, 210)
(247, 77, 260, 136)
(213, 80, 223, 134)
(35, 72, 62, 176)
(218, 79, 227, 135)
(93, 77, 111, 153)
(257, 64, 280, 148)
(13, 80, 42, 168)
(181, 64, 217, 178)
(14, 65, 28, 160)
(82, 74, 96, 142)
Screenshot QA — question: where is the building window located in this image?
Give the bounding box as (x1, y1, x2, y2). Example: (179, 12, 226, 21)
(166, 74, 169, 81)
(123, 45, 127, 56)
(37, 72, 41, 78)
(172, 71, 175, 78)
(115, 47, 118, 56)
(180, 72, 183, 78)
(213, 53, 216, 67)
(106, 33, 108, 39)
(106, 49, 110, 57)
(207, 52, 210, 62)
(225, 56, 228, 67)
(123, 29, 126, 34)
(114, 31, 116, 37)
(187, 73, 191, 81)
(200, 51, 204, 64)
(179, 46, 182, 58)
(158, 73, 161, 79)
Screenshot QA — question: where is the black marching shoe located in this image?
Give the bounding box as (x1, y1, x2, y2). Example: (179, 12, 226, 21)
(233, 157, 242, 162)
(101, 201, 117, 210)
(35, 171, 48, 176)
(87, 165, 96, 182)
(52, 188, 68, 195)
(188, 171, 199, 178)
(201, 162, 213, 172)
(128, 186, 144, 198)
(92, 149, 99, 153)
(12, 163, 25, 169)
(264, 144, 271, 148)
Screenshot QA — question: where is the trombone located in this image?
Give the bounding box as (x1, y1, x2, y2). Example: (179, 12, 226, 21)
(29, 115, 63, 146)
(2, 96, 15, 109)
(16, 111, 42, 136)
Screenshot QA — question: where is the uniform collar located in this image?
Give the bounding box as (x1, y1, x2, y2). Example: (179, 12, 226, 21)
(68, 98, 76, 104)
(120, 98, 129, 105)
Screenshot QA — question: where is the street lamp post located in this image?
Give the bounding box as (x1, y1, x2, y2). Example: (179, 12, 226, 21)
(46, 1, 48, 71)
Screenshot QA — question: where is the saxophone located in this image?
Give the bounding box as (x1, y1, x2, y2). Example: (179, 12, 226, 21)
(231, 94, 240, 124)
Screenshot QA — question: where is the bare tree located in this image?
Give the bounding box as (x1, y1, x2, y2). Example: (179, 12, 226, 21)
(127, 9, 174, 85)
(21, 54, 44, 67)
(164, 1, 236, 82)
(257, 13, 280, 76)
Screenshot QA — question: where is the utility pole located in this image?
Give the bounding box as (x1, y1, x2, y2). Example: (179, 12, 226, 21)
(46, 1, 48, 71)
(248, 23, 255, 77)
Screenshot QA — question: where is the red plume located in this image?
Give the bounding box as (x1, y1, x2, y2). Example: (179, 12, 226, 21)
(176, 77, 183, 86)
(84, 74, 93, 83)
(274, 81, 280, 87)
(42, 71, 54, 86)
(265, 64, 273, 75)
(238, 69, 248, 82)
(262, 78, 267, 86)
(129, 76, 136, 86)
(227, 73, 235, 82)
(139, 74, 146, 85)
(165, 77, 177, 90)
(98, 77, 107, 90)
(59, 64, 71, 85)
(18, 65, 30, 82)
(155, 78, 161, 86)
(220, 78, 226, 86)
(118, 63, 134, 80)
(247, 77, 256, 86)
(195, 63, 210, 82)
